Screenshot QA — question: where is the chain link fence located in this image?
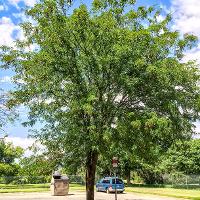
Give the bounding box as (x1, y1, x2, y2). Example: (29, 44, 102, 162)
(0, 175, 85, 185)
(1, 174, 200, 190)
(162, 173, 200, 189)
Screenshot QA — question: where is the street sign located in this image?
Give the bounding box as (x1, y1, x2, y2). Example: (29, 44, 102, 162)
(112, 157, 118, 200)
(112, 157, 118, 168)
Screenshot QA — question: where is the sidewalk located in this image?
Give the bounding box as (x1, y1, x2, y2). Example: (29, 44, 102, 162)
(0, 191, 188, 200)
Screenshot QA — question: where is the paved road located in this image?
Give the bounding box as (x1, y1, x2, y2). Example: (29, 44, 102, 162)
(0, 192, 186, 200)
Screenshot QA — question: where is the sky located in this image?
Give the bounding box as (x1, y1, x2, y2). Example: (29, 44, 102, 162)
(0, 0, 200, 154)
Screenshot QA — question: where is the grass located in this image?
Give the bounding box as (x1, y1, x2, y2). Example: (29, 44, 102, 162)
(69, 183, 85, 191)
(0, 183, 85, 193)
(126, 186, 200, 200)
(0, 183, 49, 193)
(2, 182, 200, 200)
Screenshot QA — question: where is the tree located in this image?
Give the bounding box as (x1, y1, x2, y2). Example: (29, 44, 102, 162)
(162, 139, 200, 174)
(18, 143, 55, 183)
(0, 140, 23, 183)
(19, 142, 81, 183)
(1, 0, 200, 199)
(19, 155, 54, 183)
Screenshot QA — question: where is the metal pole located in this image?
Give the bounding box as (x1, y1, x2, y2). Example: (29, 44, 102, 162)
(115, 169, 117, 200)
(112, 157, 118, 200)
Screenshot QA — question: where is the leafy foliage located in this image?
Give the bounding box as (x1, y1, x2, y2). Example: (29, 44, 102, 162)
(0, 89, 12, 129)
(0, 140, 23, 183)
(19, 155, 53, 183)
(19, 143, 61, 183)
(162, 139, 200, 174)
(0, 0, 200, 198)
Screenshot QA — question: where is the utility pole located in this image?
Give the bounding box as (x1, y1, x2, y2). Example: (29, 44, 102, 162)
(112, 157, 118, 200)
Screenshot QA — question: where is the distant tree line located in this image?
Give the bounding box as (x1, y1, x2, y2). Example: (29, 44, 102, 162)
(2, 138, 200, 185)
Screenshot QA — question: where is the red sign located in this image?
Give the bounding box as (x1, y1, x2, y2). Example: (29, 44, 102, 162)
(112, 157, 118, 168)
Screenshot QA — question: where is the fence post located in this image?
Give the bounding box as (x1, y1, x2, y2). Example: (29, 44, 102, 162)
(185, 175, 188, 189)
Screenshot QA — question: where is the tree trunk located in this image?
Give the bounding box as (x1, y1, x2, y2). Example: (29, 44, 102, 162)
(86, 150, 98, 200)
(126, 169, 131, 185)
(125, 161, 131, 185)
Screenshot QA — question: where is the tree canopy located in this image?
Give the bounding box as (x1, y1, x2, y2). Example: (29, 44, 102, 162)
(0, 0, 200, 199)
(0, 140, 23, 182)
(162, 139, 200, 175)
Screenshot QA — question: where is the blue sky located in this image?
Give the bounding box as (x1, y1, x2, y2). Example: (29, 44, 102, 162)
(0, 0, 200, 150)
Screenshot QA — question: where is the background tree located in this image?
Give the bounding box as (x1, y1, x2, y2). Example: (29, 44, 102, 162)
(161, 139, 200, 175)
(19, 155, 54, 183)
(0, 140, 23, 183)
(18, 143, 55, 183)
(1, 0, 200, 199)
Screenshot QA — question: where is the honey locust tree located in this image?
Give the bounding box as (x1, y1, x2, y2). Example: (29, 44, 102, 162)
(1, 0, 200, 199)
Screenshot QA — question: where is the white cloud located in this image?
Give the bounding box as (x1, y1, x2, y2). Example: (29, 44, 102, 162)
(0, 16, 20, 46)
(171, 0, 200, 63)
(0, 5, 4, 11)
(171, 0, 200, 36)
(8, 0, 21, 5)
(0, 3, 8, 11)
(0, 76, 12, 83)
(5, 136, 35, 157)
(6, 136, 35, 149)
(13, 12, 27, 21)
(193, 121, 200, 138)
(156, 14, 165, 22)
(5, 136, 45, 157)
(195, 125, 200, 134)
(160, 4, 170, 14)
(24, 0, 37, 6)
(8, 0, 37, 7)
(182, 48, 200, 63)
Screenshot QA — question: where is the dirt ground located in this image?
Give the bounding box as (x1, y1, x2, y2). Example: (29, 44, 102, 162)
(0, 191, 187, 200)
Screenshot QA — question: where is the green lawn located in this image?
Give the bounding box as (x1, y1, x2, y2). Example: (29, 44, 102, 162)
(2, 183, 200, 200)
(0, 183, 49, 193)
(70, 183, 85, 191)
(126, 186, 200, 200)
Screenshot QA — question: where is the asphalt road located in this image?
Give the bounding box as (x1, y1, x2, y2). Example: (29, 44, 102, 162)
(0, 191, 187, 200)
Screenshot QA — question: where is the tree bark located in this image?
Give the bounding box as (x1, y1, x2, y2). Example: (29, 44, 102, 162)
(86, 150, 98, 200)
(126, 169, 131, 185)
(125, 161, 131, 185)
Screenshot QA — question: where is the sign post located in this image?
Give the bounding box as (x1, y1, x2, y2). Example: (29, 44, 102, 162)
(112, 157, 118, 200)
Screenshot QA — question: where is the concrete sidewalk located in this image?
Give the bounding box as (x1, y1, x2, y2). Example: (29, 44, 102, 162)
(0, 191, 187, 200)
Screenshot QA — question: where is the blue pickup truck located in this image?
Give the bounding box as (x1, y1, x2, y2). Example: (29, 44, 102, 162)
(96, 177, 125, 193)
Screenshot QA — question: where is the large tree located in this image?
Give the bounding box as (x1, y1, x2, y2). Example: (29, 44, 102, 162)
(1, 0, 200, 199)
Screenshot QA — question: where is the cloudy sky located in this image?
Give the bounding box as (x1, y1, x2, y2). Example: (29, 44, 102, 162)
(0, 0, 200, 152)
